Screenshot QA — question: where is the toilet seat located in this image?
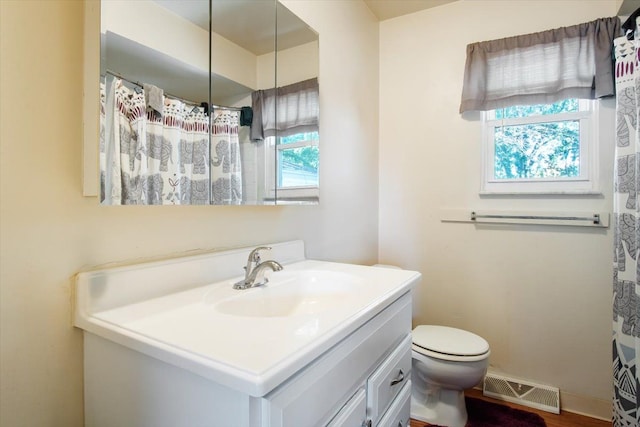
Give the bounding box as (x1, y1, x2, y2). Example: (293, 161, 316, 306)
(412, 325, 490, 362)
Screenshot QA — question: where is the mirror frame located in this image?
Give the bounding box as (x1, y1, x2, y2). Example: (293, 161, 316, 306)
(83, 0, 100, 197)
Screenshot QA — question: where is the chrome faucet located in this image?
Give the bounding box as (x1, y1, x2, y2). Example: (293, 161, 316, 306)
(233, 247, 284, 290)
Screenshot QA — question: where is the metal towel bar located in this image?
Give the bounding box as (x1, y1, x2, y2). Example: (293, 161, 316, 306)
(470, 212, 601, 225)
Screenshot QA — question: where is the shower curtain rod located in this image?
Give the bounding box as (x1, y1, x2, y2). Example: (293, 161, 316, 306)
(104, 70, 202, 108)
(104, 70, 246, 112)
(211, 104, 242, 112)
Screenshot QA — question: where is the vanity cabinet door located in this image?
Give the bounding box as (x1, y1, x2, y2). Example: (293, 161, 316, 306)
(366, 335, 412, 425)
(326, 388, 366, 427)
(375, 381, 411, 427)
(262, 294, 411, 427)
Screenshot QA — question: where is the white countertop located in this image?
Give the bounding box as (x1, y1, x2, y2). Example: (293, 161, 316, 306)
(75, 243, 420, 396)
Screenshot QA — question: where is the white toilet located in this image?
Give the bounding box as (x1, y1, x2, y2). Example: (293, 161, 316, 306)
(411, 325, 490, 427)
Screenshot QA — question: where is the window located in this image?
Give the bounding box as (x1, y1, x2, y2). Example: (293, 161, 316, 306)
(481, 99, 599, 194)
(278, 132, 319, 187)
(265, 131, 319, 199)
(252, 78, 319, 202)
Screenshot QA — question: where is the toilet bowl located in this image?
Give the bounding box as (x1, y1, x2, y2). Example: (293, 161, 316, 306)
(411, 325, 490, 427)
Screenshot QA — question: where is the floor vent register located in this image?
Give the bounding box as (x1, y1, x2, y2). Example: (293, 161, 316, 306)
(482, 373, 560, 414)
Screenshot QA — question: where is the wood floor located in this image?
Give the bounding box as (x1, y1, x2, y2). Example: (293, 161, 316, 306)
(409, 389, 612, 427)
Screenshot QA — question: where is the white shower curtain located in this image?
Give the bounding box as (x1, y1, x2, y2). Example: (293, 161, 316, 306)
(101, 77, 210, 205)
(210, 109, 242, 205)
(613, 22, 640, 427)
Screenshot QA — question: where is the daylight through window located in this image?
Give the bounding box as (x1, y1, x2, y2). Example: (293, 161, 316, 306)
(278, 132, 319, 188)
(482, 99, 598, 194)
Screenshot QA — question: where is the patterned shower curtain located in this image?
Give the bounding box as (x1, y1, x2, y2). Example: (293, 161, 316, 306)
(613, 23, 640, 427)
(101, 77, 210, 205)
(210, 109, 242, 205)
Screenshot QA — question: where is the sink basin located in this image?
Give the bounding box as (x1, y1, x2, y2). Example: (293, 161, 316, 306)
(76, 241, 421, 396)
(210, 270, 364, 318)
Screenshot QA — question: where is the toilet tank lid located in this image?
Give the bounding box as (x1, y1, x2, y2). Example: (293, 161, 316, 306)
(412, 325, 489, 356)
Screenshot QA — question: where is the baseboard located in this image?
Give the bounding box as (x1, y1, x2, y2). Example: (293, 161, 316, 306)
(559, 390, 612, 422)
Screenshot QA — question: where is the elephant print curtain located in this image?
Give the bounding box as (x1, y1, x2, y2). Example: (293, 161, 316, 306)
(613, 22, 640, 427)
(210, 109, 242, 205)
(100, 76, 210, 205)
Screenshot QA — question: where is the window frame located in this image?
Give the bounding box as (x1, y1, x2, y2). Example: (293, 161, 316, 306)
(264, 133, 319, 200)
(480, 99, 600, 195)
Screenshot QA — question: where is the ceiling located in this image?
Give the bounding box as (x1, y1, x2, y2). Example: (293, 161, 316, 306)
(153, 0, 635, 29)
(363, 0, 459, 21)
(152, 0, 458, 56)
(619, 0, 640, 16)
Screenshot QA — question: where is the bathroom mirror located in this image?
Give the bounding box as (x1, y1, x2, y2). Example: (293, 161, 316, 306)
(98, 0, 319, 205)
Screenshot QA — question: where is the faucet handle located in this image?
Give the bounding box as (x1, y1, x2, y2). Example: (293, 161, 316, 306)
(249, 246, 271, 262)
(244, 246, 272, 276)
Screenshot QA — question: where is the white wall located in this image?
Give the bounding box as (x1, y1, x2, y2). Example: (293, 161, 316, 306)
(0, 1, 379, 425)
(379, 0, 617, 419)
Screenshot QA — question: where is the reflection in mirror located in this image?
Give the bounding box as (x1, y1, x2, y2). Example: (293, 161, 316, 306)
(274, 2, 320, 204)
(209, 0, 277, 205)
(99, 0, 318, 205)
(100, 0, 211, 205)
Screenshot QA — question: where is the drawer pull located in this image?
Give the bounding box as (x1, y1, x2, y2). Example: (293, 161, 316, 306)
(390, 369, 405, 386)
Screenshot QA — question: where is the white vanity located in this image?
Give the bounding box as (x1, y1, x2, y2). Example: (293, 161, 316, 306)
(74, 241, 420, 426)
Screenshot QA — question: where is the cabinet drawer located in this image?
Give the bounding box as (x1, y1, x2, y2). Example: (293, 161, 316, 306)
(326, 388, 366, 427)
(376, 380, 411, 427)
(366, 334, 412, 426)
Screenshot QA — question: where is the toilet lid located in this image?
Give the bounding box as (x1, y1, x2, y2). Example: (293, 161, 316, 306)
(412, 325, 489, 357)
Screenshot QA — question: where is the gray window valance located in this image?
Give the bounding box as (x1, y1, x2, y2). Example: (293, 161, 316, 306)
(459, 17, 620, 113)
(251, 78, 319, 140)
